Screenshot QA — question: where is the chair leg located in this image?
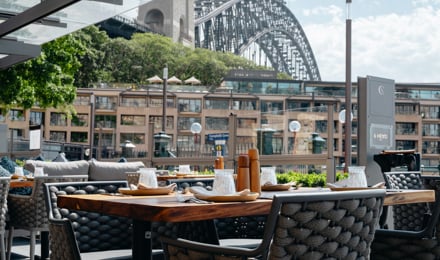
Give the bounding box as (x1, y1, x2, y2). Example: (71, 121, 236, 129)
(29, 231, 36, 260)
(1, 233, 6, 260)
(6, 227, 13, 260)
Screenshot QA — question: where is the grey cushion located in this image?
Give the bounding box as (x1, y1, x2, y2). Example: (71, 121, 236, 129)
(88, 160, 145, 181)
(24, 160, 90, 176)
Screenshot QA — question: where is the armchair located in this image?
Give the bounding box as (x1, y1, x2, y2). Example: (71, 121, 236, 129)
(0, 177, 10, 260)
(161, 189, 386, 260)
(7, 175, 88, 260)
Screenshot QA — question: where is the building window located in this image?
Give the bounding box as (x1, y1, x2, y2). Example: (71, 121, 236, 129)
(121, 115, 145, 126)
(396, 122, 417, 135)
(95, 96, 117, 110)
(120, 133, 145, 144)
(71, 132, 88, 143)
(422, 124, 439, 136)
(71, 114, 88, 127)
(178, 99, 201, 112)
(50, 112, 67, 126)
(423, 141, 440, 154)
(95, 132, 116, 147)
(261, 101, 283, 114)
(10, 128, 24, 139)
(396, 140, 416, 150)
(95, 115, 116, 128)
(50, 131, 66, 142)
(205, 99, 229, 110)
(150, 97, 175, 108)
(420, 105, 440, 119)
(9, 109, 24, 121)
(206, 117, 228, 130)
(238, 118, 256, 128)
(73, 95, 91, 106)
(396, 104, 417, 115)
(121, 97, 146, 107)
(177, 117, 201, 131)
(150, 116, 173, 131)
(30, 111, 44, 125)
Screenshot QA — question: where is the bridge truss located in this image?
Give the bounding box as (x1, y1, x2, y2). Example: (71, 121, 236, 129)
(194, 0, 321, 81)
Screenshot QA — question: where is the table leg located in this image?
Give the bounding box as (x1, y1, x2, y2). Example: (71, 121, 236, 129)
(132, 220, 152, 260)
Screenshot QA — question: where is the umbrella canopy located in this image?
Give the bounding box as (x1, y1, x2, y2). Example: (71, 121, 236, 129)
(147, 75, 163, 84)
(184, 76, 201, 85)
(167, 76, 182, 84)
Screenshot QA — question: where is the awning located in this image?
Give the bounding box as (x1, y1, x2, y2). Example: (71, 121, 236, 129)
(0, 0, 153, 69)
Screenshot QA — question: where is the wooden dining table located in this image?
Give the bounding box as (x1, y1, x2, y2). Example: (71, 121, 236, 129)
(57, 188, 435, 260)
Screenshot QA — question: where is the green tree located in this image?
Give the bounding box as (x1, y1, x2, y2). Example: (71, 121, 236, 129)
(0, 33, 84, 113)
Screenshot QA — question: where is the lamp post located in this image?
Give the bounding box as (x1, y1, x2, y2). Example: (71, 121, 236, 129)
(87, 93, 95, 159)
(345, 0, 352, 172)
(339, 109, 353, 173)
(288, 120, 301, 154)
(162, 65, 168, 132)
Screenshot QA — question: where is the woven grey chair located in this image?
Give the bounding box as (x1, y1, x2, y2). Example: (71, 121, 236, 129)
(161, 189, 386, 260)
(48, 218, 81, 260)
(371, 175, 440, 260)
(382, 171, 428, 231)
(0, 177, 10, 260)
(6, 175, 88, 260)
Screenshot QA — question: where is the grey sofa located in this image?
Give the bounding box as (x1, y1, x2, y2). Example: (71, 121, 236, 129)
(24, 159, 145, 181)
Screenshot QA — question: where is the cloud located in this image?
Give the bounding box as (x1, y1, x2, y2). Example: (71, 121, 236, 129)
(301, 3, 440, 82)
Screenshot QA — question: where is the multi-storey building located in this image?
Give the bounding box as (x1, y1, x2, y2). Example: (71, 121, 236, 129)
(3, 72, 439, 168)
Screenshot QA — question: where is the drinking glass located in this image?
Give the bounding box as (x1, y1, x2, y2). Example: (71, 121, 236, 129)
(14, 167, 24, 176)
(138, 168, 158, 188)
(34, 167, 44, 177)
(213, 169, 236, 194)
(260, 166, 277, 185)
(347, 166, 367, 187)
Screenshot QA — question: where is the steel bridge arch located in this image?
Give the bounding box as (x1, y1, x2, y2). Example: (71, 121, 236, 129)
(194, 0, 321, 81)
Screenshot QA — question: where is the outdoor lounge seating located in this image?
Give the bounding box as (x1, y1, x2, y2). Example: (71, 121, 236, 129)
(7, 175, 88, 260)
(160, 189, 386, 260)
(370, 175, 440, 259)
(43, 180, 174, 259)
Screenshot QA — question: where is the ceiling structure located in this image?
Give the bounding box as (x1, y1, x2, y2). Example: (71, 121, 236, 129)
(0, 0, 152, 70)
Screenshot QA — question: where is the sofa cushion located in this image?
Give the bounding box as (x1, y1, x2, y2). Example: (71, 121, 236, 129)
(24, 160, 90, 176)
(88, 160, 145, 181)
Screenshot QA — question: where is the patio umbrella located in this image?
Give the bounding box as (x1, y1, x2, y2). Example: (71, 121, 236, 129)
(147, 75, 163, 84)
(184, 76, 201, 85)
(167, 76, 182, 84)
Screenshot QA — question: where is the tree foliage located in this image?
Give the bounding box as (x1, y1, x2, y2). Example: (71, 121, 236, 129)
(76, 27, 267, 88)
(0, 33, 83, 113)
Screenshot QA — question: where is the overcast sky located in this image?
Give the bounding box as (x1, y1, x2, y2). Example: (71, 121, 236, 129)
(286, 0, 440, 83)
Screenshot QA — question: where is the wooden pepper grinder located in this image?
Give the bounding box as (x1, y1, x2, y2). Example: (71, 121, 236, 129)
(236, 154, 250, 191)
(214, 156, 224, 169)
(248, 148, 261, 193)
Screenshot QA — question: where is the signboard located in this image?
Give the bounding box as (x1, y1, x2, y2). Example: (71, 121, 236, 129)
(207, 133, 229, 141)
(358, 76, 395, 185)
(29, 129, 41, 150)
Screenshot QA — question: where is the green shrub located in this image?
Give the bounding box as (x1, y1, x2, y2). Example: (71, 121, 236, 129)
(276, 171, 348, 187)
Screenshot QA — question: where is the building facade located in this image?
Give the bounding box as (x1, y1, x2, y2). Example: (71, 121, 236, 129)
(3, 76, 439, 168)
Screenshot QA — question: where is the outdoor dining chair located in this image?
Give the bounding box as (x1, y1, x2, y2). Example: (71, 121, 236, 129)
(6, 175, 88, 260)
(371, 175, 440, 260)
(0, 177, 10, 260)
(160, 189, 386, 260)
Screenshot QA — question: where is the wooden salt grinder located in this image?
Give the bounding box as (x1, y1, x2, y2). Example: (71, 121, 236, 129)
(248, 148, 261, 193)
(236, 154, 250, 191)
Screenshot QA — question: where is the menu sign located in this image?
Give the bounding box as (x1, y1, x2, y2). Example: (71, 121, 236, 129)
(369, 123, 393, 149)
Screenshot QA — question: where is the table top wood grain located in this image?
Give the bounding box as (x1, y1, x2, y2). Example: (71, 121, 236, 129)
(57, 188, 435, 223)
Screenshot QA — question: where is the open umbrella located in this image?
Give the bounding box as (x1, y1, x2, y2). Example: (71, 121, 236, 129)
(184, 76, 201, 85)
(147, 75, 163, 84)
(167, 76, 182, 84)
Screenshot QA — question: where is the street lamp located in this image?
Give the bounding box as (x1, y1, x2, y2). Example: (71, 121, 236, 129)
(288, 120, 301, 154)
(162, 65, 168, 132)
(339, 109, 353, 172)
(345, 0, 352, 172)
(87, 93, 95, 159)
(190, 122, 202, 145)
